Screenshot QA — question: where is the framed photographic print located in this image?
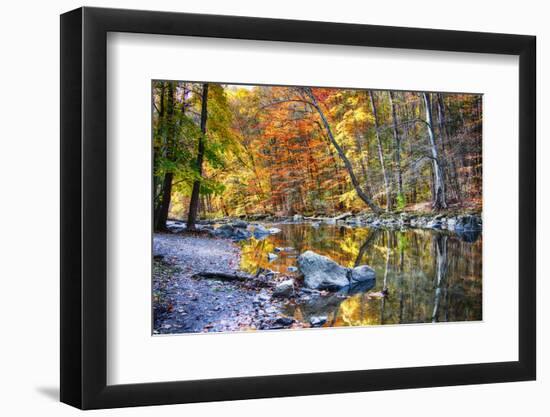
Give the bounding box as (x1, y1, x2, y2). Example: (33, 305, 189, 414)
(60, 6, 536, 410)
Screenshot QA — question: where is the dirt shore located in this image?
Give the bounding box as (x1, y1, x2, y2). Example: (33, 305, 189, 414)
(153, 233, 289, 334)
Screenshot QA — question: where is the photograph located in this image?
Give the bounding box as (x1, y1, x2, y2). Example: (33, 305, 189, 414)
(152, 81, 483, 335)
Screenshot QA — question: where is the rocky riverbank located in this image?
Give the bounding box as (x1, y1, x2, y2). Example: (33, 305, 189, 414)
(153, 234, 315, 333)
(153, 231, 391, 333)
(165, 210, 482, 241)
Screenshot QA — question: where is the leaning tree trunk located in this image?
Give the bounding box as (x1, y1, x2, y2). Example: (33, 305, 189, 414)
(154, 82, 176, 231)
(369, 91, 392, 212)
(422, 92, 447, 210)
(187, 83, 209, 230)
(301, 87, 382, 214)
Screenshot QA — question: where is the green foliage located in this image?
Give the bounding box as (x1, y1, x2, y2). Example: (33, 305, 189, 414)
(396, 193, 406, 210)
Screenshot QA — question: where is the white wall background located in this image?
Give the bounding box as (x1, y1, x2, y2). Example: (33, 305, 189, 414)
(0, 0, 545, 415)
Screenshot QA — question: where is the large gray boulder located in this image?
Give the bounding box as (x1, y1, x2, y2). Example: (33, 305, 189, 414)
(297, 251, 350, 290)
(350, 265, 376, 285)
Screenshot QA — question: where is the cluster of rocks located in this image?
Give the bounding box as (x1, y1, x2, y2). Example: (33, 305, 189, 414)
(165, 219, 281, 241)
(266, 249, 377, 300)
(258, 249, 377, 330)
(336, 212, 482, 232)
(296, 250, 376, 291)
(252, 283, 332, 329)
(266, 250, 376, 298)
(167, 211, 481, 238)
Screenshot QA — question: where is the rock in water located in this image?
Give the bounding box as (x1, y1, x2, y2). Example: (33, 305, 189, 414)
(213, 224, 235, 238)
(233, 228, 251, 240)
(309, 316, 327, 327)
(274, 317, 294, 327)
(231, 219, 248, 228)
(297, 250, 350, 290)
(253, 224, 269, 237)
(273, 279, 294, 298)
(454, 215, 482, 232)
(166, 221, 186, 233)
(350, 265, 376, 285)
(213, 224, 251, 240)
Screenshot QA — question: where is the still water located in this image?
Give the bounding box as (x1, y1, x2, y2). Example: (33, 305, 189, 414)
(239, 223, 482, 327)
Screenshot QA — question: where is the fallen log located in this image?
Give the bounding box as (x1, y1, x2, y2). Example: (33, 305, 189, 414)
(192, 271, 273, 288)
(304, 212, 353, 223)
(332, 211, 353, 221)
(192, 271, 254, 281)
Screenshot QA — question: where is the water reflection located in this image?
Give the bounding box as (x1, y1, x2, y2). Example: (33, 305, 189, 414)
(240, 223, 482, 326)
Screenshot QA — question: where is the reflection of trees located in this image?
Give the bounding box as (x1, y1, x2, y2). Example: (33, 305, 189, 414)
(354, 229, 380, 267)
(398, 237, 405, 324)
(431, 234, 448, 322)
(380, 231, 391, 324)
(242, 223, 481, 326)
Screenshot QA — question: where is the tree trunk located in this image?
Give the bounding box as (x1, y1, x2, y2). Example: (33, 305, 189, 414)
(154, 82, 175, 231)
(422, 92, 447, 210)
(389, 91, 404, 200)
(436, 93, 461, 202)
(301, 88, 382, 214)
(354, 134, 374, 199)
(153, 82, 166, 224)
(187, 83, 209, 230)
(369, 91, 392, 212)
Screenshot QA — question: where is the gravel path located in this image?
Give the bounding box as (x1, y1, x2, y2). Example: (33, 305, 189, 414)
(153, 233, 288, 334)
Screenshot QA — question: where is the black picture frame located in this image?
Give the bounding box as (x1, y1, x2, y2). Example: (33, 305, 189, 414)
(60, 6, 536, 410)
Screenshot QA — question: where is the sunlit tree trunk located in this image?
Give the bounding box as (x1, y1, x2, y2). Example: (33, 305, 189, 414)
(187, 83, 209, 230)
(389, 91, 404, 202)
(422, 92, 447, 210)
(369, 91, 392, 212)
(354, 134, 374, 200)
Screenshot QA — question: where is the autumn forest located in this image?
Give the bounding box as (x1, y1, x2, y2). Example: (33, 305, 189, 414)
(152, 81, 483, 334)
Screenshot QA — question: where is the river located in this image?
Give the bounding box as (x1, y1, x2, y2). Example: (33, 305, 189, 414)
(239, 223, 482, 327)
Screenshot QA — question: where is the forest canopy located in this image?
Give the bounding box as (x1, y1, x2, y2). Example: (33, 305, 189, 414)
(152, 81, 482, 231)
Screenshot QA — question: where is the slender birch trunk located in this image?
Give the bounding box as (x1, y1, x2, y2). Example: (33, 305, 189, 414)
(369, 90, 392, 212)
(422, 92, 447, 210)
